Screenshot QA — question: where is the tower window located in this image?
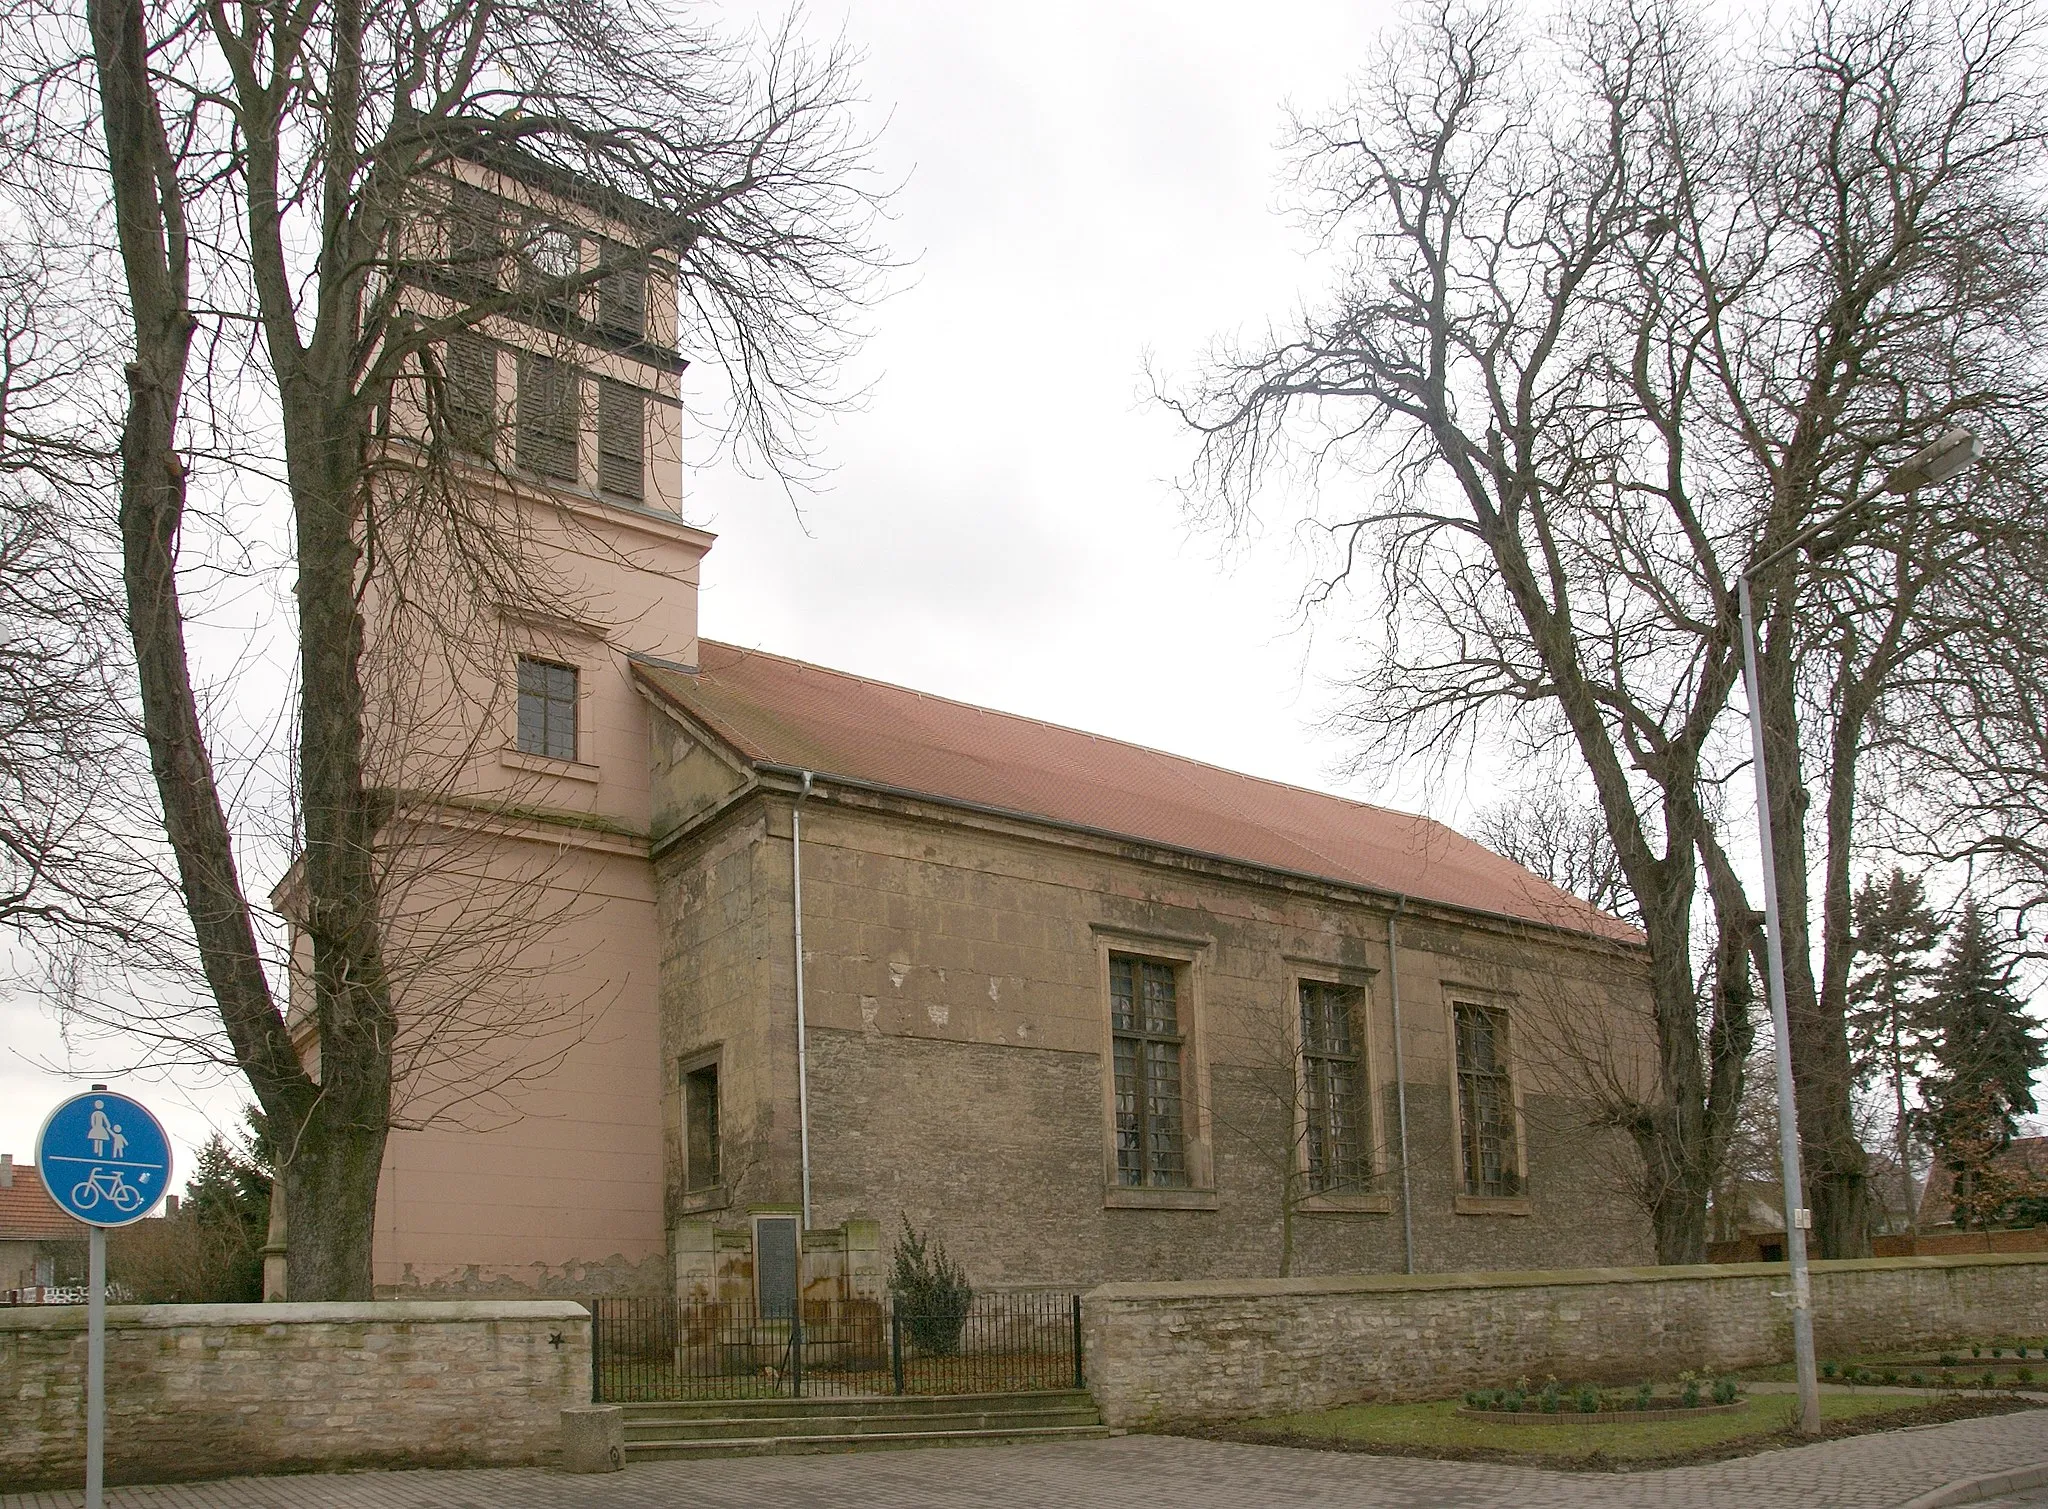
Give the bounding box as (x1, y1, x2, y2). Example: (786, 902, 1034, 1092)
(515, 657, 578, 761)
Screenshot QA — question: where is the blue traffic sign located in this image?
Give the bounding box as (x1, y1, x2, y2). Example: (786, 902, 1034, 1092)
(36, 1091, 173, 1228)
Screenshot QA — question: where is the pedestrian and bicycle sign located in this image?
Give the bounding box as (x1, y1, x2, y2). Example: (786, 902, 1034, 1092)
(37, 1086, 174, 1509)
(37, 1089, 172, 1228)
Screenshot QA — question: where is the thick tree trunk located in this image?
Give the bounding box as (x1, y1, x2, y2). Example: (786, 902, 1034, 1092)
(90, 0, 322, 1204)
(1759, 614, 1871, 1258)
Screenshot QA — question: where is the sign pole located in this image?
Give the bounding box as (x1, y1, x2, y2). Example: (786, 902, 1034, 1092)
(37, 1084, 172, 1508)
(86, 1223, 105, 1509)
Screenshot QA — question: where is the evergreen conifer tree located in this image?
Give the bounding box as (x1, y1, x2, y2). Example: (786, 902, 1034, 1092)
(1847, 869, 1941, 1231)
(1918, 901, 2048, 1229)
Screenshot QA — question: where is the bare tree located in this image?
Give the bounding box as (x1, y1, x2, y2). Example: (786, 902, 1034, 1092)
(2, 0, 890, 1298)
(1163, 0, 2048, 1259)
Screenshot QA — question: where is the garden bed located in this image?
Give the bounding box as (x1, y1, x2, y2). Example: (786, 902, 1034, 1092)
(1176, 1393, 2043, 1470)
(1457, 1400, 1745, 1424)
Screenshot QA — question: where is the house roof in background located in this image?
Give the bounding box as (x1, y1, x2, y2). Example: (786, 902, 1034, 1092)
(634, 642, 1641, 944)
(1917, 1136, 2048, 1227)
(0, 1163, 88, 1242)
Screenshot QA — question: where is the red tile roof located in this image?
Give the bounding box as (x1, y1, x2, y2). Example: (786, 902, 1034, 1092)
(0, 1163, 89, 1242)
(635, 642, 1640, 943)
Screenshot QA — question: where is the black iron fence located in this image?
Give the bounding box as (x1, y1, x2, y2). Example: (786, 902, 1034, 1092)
(589, 1291, 1084, 1402)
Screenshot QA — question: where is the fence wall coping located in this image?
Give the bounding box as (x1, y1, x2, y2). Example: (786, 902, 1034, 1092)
(0, 1299, 591, 1334)
(1084, 1251, 2048, 1306)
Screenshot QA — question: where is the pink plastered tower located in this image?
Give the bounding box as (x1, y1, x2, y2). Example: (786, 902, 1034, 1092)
(281, 153, 710, 1295)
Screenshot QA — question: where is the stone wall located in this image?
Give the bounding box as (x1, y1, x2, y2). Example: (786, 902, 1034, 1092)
(655, 784, 1658, 1291)
(0, 1300, 589, 1491)
(1083, 1253, 2048, 1426)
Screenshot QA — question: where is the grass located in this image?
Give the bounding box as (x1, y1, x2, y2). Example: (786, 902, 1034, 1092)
(1182, 1391, 2040, 1470)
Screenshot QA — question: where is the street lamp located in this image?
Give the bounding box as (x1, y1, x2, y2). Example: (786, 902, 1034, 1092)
(1737, 425, 1981, 1437)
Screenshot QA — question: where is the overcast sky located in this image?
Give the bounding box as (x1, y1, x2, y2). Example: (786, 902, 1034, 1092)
(1, 0, 1466, 1170)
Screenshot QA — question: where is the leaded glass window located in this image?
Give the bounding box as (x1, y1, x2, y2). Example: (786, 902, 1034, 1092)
(1455, 1002, 1522, 1197)
(1110, 953, 1187, 1188)
(516, 657, 577, 761)
(1299, 980, 1368, 1193)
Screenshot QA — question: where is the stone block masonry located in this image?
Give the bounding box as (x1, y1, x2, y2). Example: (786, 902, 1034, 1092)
(0, 1300, 589, 1491)
(1082, 1252, 2048, 1427)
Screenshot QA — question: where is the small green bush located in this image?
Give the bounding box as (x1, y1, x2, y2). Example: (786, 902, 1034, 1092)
(1680, 1378, 1701, 1409)
(1539, 1381, 1561, 1414)
(1972, 1345, 1983, 1358)
(1464, 1390, 1485, 1409)
(1941, 1370, 1957, 1387)
(1504, 1388, 1526, 1413)
(1941, 1353, 1959, 1368)
(1994, 1347, 2005, 1359)
(1880, 1369, 1898, 1385)
(1910, 1372, 1927, 1387)
(889, 1216, 973, 1356)
(1712, 1378, 1738, 1406)
(1576, 1386, 1599, 1414)
(1821, 1360, 1838, 1379)
(2018, 1368, 2035, 1385)
(1634, 1383, 1653, 1411)
(1982, 1371, 1998, 1389)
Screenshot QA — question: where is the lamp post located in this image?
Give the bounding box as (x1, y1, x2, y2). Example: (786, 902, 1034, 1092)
(1737, 426, 1980, 1437)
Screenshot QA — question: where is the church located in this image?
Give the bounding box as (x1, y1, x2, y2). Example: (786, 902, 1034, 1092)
(343, 154, 1659, 1300)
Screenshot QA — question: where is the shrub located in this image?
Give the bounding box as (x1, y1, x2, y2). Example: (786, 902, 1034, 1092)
(1880, 1369, 1898, 1385)
(1821, 1361, 1837, 1379)
(1680, 1377, 1701, 1409)
(1539, 1381, 1561, 1414)
(1941, 1370, 1957, 1388)
(1634, 1383, 1653, 1412)
(1504, 1388, 1525, 1413)
(1973, 1345, 1983, 1358)
(1994, 1347, 2005, 1359)
(2019, 1368, 2035, 1385)
(1712, 1378, 1738, 1406)
(889, 1216, 973, 1356)
(1910, 1372, 1927, 1388)
(1941, 1353, 1959, 1368)
(1576, 1386, 1599, 1414)
(1465, 1390, 1486, 1410)
(1982, 1371, 1997, 1389)
(2022, 1345, 2032, 1359)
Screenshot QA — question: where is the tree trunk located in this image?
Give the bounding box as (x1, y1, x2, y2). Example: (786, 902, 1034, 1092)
(1760, 609, 1871, 1257)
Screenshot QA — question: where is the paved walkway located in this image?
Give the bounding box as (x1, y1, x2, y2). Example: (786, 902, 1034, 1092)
(6, 1410, 2048, 1509)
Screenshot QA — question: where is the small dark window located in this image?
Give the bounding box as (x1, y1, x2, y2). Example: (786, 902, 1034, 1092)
(515, 657, 577, 761)
(515, 353, 579, 482)
(1455, 1003, 1522, 1198)
(446, 182, 502, 282)
(443, 333, 496, 454)
(685, 1062, 720, 1192)
(597, 380, 644, 500)
(1299, 981, 1368, 1194)
(598, 247, 647, 341)
(1110, 953, 1187, 1188)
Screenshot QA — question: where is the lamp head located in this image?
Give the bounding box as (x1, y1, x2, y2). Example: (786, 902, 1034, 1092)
(1884, 427, 1981, 495)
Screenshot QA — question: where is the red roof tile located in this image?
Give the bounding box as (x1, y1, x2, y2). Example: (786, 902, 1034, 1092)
(0, 1163, 89, 1242)
(636, 643, 1640, 943)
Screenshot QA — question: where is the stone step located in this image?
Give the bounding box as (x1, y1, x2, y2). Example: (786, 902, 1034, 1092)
(624, 1423, 1113, 1460)
(619, 1387, 1093, 1424)
(624, 1404, 1103, 1442)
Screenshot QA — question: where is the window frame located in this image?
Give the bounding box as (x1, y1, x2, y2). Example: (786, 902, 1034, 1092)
(514, 655, 580, 762)
(1447, 992, 1531, 1215)
(514, 351, 582, 484)
(1285, 963, 1391, 1214)
(1092, 927, 1216, 1210)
